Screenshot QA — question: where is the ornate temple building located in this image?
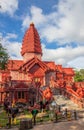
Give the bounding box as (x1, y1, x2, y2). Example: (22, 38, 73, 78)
(0, 23, 84, 107)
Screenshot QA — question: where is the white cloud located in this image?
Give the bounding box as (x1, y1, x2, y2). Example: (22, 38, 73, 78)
(22, 0, 84, 45)
(41, 0, 84, 44)
(6, 41, 22, 60)
(68, 57, 84, 69)
(22, 6, 46, 29)
(1, 33, 22, 60)
(42, 44, 84, 68)
(0, 0, 18, 16)
(5, 33, 17, 40)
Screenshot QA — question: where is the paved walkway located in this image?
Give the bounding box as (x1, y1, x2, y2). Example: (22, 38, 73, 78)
(0, 119, 84, 130)
(54, 95, 83, 110)
(33, 120, 84, 130)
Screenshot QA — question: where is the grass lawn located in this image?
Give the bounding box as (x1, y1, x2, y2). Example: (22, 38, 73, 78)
(0, 110, 8, 127)
(0, 109, 52, 127)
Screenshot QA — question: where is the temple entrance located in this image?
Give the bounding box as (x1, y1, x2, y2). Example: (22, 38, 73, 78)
(6, 82, 29, 104)
(28, 87, 37, 106)
(16, 91, 26, 103)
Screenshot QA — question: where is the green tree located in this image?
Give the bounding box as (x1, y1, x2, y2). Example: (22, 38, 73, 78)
(74, 70, 84, 82)
(0, 43, 9, 70)
(80, 69, 84, 77)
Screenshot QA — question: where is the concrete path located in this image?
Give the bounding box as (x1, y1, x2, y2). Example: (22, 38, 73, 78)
(0, 119, 84, 130)
(54, 95, 83, 110)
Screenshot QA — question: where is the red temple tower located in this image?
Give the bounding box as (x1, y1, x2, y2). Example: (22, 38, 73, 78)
(21, 23, 42, 62)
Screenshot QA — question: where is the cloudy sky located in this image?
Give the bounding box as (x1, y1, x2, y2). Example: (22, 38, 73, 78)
(0, 0, 84, 69)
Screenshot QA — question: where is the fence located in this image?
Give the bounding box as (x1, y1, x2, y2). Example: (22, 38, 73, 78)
(49, 108, 78, 122)
(0, 109, 79, 129)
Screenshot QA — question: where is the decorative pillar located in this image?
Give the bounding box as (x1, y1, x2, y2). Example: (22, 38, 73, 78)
(0, 92, 1, 102)
(1, 92, 3, 102)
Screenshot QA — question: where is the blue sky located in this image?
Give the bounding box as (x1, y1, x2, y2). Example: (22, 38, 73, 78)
(0, 0, 84, 69)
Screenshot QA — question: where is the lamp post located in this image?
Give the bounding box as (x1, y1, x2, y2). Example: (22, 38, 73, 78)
(49, 100, 57, 121)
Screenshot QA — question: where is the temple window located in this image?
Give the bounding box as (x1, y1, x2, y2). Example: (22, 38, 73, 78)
(18, 92, 21, 99)
(34, 78, 40, 82)
(22, 91, 24, 98)
(18, 91, 24, 99)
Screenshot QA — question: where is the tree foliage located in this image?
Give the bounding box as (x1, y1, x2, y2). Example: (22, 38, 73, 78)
(0, 43, 9, 70)
(74, 69, 84, 82)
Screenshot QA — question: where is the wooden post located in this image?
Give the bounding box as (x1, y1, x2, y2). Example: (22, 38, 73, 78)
(55, 113, 58, 123)
(58, 106, 61, 112)
(74, 110, 77, 120)
(8, 114, 11, 128)
(65, 108, 67, 118)
(19, 118, 33, 130)
(67, 112, 71, 121)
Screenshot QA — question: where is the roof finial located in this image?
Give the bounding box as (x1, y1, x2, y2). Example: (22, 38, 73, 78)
(30, 22, 34, 26)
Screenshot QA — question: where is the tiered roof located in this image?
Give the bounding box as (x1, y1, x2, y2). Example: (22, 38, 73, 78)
(63, 68, 74, 75)
(56, 65, 63, 72)
(21, 23, 42, 56)
(7, 60, 23, 70)
(44, 61, 57, 71)
(19, 57, 50, 76)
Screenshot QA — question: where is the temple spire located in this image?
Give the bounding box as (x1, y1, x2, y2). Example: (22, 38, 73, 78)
(21, 23, 42, 62)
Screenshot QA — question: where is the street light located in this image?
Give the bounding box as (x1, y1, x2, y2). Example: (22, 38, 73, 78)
(49, 100, 57, 120)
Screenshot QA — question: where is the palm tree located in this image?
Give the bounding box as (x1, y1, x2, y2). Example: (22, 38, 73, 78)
(0, 43, 9, 70)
